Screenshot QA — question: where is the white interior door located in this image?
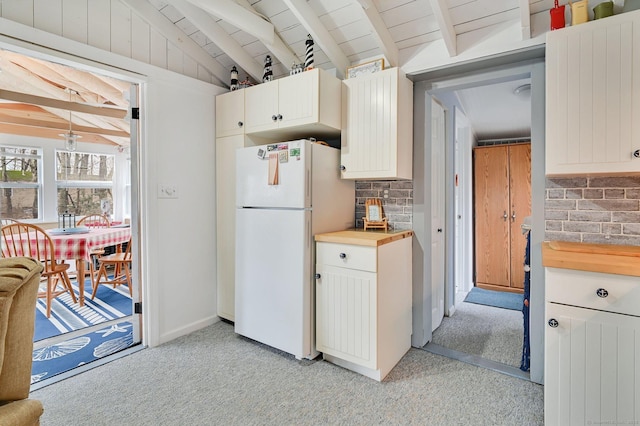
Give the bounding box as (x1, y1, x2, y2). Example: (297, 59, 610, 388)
(129, 83, 142, 346)
(431, 98, 446, 331)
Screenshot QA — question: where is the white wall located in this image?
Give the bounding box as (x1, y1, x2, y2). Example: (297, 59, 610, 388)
(0, 16, 225, 347)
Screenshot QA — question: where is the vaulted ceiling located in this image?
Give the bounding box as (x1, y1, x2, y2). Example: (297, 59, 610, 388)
(0, 0, 568, 146)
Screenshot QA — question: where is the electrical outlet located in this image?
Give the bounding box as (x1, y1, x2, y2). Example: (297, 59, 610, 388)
(158, 184, 178, 199)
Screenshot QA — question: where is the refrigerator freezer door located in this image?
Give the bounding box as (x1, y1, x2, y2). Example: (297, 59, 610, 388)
(236, 140, 310, 209)
(235, 208, 313, 359)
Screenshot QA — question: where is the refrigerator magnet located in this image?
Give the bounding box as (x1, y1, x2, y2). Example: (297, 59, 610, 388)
(279, 150, 289, 163)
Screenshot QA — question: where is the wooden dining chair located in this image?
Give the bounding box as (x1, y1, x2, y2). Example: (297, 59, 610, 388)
(0, 218, 19, 226)
(92, 238, 132, 299)
(1, 222, 77, 317)
(76, 214, 111, 288)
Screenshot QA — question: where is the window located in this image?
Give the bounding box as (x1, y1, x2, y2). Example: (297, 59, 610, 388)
(0, 146, 42, 220)
(56, 151, 114, 216)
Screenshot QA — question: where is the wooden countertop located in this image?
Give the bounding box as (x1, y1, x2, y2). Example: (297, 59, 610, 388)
(315, 229, 413, 247)
(542, 240, 640, 277)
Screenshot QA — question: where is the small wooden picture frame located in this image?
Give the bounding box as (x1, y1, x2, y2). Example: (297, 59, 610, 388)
(346, 58, 385, 79)
(363, 198, 388, 231)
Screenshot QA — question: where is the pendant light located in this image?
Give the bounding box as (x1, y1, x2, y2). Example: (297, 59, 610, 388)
(60, 88, 81, 151)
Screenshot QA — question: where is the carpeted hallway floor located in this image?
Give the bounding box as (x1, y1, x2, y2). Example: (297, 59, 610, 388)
(32, 320, 543, 425)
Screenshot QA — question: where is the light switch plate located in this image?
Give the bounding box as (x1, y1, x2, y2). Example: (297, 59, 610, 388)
(158, 184, 178, 199)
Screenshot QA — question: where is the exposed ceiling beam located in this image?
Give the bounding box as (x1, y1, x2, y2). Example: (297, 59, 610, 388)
(2, 50, 128, 107)
(282, 0, 350, 79)
(235, 0, 301, 70)
(519, 0, 531, 40)
(184, 0, 274, 45)
(167, 0, 264, 82)
(0, 123, 119, 145)
(354, 0, 398, 67)
(429, 0, 457, 57)
(0, 89, 126, 118)
(0, 111, 130, 138)
(121, 0, 229, 87)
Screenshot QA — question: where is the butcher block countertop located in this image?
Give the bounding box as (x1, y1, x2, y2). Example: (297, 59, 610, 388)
(315, 229, 413, 247)
(542, 240, 640, 277)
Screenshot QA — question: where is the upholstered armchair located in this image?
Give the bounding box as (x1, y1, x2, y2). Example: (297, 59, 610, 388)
(0, 257, 45, 425)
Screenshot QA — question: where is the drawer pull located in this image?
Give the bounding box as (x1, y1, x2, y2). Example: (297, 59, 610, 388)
(315, 273, 321, 279)
(548, 318, 559, 328)
(339, 253, 346, 259)
(596, 288, 609, 298)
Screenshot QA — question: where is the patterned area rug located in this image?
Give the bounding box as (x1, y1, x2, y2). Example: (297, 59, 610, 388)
(34, 276, 132, 341)
(31, 321, 134, 384)
(32, 276, 134, 384)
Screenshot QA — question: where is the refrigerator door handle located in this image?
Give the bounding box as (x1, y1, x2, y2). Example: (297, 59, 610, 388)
(306, 168, 311, 202)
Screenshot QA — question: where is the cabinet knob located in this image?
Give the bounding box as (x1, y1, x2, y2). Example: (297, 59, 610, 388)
(340, 165, 346, 171)
(596, 288, 609, 298)
(437, 228, 443, 233)
(315, 273, 321, 279)
(548, 318, 559, 328)
(503, 211, 508, 221)
(339, 253, 346, 259)
(277, 114, 283, 121)
(634, 149, 640, 158)
(238, 121, 243, 128)
(272, 115, 278, 121)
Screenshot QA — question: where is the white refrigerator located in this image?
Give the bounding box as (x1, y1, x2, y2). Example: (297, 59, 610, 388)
(234, 139, 354, 359)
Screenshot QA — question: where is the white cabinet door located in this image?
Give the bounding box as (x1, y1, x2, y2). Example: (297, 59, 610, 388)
(546, 11, 640, 175)
(244, 80, 279, 134)
(545, 303, 640, 425)
(215, 135, 245, 321)
(341, 67, 413, 179)
(244, 69, 340, 138)
(315, 263, 377, 369)
(278, 69, 318, 128)
(215, 90, 245, 138)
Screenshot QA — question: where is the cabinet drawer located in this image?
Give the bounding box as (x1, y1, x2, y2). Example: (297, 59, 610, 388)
(546, 267, 640, 316)
(316, 242, 376, 272)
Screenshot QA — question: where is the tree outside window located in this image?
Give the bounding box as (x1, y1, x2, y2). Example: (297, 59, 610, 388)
(56, 151, 114, 217)
(0, 146, 41, 220)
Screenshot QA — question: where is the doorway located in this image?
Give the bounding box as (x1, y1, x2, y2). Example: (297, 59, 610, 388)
(412, 58, 545, 384)
(0, 47, 144, 388)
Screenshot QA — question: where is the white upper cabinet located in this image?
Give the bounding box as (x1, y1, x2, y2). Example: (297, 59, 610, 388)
(215, 90, 245, 138)
(244, 68, 341, 140)
(340, 67, 413, 180)
(546, 10, 640, 175)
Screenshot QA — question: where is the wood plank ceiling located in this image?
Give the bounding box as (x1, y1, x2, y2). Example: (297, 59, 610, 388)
(0, 0, 563, 146)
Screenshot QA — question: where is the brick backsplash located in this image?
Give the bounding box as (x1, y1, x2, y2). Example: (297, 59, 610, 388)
(545, 176, 640, 245)
(355, 180, 413, 231)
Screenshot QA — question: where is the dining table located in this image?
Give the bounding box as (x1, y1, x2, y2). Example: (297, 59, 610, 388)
(47, 226, 132, 306)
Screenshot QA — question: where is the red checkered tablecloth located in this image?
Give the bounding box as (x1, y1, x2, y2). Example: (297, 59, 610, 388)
(50, 227, 131, 262)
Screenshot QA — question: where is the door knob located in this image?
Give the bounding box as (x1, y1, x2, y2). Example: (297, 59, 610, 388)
(315, 273, 321, 279)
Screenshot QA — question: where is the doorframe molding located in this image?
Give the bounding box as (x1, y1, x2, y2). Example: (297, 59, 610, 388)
(411, 57, 545, 385)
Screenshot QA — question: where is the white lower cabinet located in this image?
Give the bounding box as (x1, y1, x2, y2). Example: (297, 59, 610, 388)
(545, 267, 640, 425)
(315, 231, 412, 381)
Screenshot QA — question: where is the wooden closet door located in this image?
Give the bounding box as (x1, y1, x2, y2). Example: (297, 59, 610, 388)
(474, 146, 510, 288)
(508, 143, 531, 290)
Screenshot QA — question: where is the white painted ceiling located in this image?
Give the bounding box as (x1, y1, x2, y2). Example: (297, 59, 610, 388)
(3, 0, 584, 145)
(455, 77, 532, 141)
